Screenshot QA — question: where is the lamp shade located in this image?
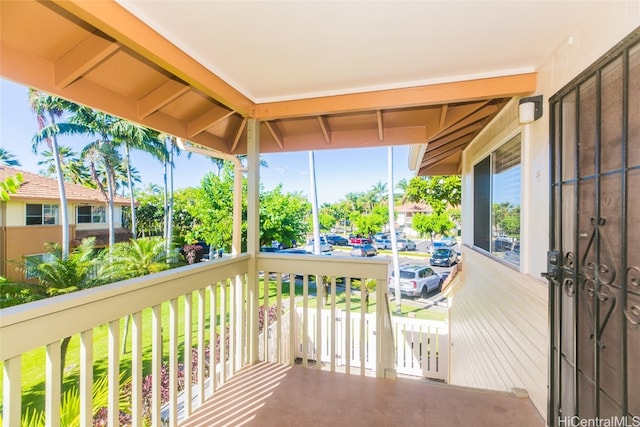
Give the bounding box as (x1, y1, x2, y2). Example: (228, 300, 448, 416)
(518, 95, 543, 124)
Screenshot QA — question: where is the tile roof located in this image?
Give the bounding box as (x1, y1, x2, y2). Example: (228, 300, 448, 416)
(0, 166, 129, 205)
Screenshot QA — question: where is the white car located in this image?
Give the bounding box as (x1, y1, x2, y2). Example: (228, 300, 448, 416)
(374, 238, 392, 249)
(396, 239, 416, 251)
(388, 265, 443, 299)
(304, 237, 333, 253)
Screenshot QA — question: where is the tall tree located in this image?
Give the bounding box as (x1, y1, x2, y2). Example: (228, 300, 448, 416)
(29, 89, 77, 259)
(0, 147, 21, 166)
(37, 145, 94, 187)
(113, 126, 166, 239)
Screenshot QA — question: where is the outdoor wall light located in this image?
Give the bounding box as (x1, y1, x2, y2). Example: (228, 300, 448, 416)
(518, 95, 543, 124)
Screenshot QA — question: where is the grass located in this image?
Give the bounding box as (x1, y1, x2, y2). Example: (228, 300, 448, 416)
(1, 275, 446, 415)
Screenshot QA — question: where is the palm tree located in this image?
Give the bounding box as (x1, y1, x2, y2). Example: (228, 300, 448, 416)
(29, 89, 79, 259)
(37, 145, 94, 187)
(111, 125, 166, 239)
(370, 181, 387, 206)
(81, 137, 122, 248)
(0, 147, 21, 166)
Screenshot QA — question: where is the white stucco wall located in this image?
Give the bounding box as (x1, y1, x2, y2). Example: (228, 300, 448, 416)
(452, 4, 640, 421)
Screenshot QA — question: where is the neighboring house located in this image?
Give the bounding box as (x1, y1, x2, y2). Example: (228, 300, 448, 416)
(0, 166, 131, 281)
(394, 203, 432, 237)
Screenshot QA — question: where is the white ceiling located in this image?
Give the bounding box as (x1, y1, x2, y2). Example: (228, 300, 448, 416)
(117, 0, 607, 103)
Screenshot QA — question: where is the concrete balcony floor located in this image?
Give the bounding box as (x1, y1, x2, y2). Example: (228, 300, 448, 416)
(181, 362, 544, 427)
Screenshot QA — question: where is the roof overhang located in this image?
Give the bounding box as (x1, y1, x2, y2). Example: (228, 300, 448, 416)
(1, 1, 539, 175)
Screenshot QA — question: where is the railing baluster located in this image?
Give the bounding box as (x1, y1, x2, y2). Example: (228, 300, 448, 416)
(107, 320, 120, 427)
(2, 356, 21, 426)
(302, 275, 308, 368)
(80, 329, 93, 427)
(45, 341, 61, 427)
(236, 274, 244, 368)
(263, 272, 269, 361)
(183, 292, 193, 417)
(234, 275, 243, 372)
(289, 272, 296, 365)
(169, 298, 179, 427)
(345, 278, 351, 375)
(220, 280, 227, 385)
(276, 273, 282, 363)
(151, 304, 162, 427)
(330, 277, 336, 372)
(316, 274, 322, 370)
(360, 277, 366, 377)
(197, 288, 206, 406)
(229, 279, 236, 375)
(131, 311, 143, 427)
(209, 283, 218, 396)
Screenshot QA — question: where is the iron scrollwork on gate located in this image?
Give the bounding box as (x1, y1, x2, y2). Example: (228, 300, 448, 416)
(579, 217, 617, 349)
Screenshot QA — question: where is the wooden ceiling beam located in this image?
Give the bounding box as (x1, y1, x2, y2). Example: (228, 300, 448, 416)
(421, 137, 473, 166)
(431, 103, 500, 141)
(438, 105, 449, 131)
(138, 79, 190, 119)
(264, 121, 284, 149)
(254, 73, 536, 119)
(231, 118, 247, 152)
(55, 33, 119, 89)
(51, 0, 254, 116)
(427, 122, 483, 151)
(376, 111, 384, 142)
(317, 116, 332, 145)
(187, 107, 235, 138)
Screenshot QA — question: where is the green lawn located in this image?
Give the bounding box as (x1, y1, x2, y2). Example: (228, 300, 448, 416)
(1, 276, 445, 415)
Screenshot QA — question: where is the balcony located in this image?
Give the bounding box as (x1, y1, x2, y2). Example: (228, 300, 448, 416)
(0, 253, 543, 426)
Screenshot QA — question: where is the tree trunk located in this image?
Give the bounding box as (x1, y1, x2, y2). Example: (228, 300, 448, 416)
(125, 144, 137, 239)
(49, 112, 70, 260)
(167, 138, 174, 253)
(106, 168, 116, 249)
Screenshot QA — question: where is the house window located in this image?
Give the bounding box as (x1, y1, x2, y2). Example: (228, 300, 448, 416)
(77, 206, 106, 224)
(473, 134, 521, 265)
(25, 253, 54, 279)
(26, 204, 59, 225)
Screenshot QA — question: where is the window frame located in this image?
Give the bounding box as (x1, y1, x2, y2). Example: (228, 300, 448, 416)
(77, 205, 106, 224)
(473, 134, 522, 266)
(25, 203, 59, 226)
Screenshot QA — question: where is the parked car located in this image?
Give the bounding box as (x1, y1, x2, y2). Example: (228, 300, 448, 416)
(303, 237, 333, 253)
(326, 234, 349, 246)
(441, 236, 457, 246)
(430, 248, 458, 267)
(350, 244, 378, 257)
(374, 238, 392, 250)
(349, 235, 371, 245)
(396, 239, 416, 251)
(388, 265, 443, 298)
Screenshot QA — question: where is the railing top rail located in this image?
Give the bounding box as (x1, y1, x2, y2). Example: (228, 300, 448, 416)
(257, 252, 390, 280)
(0, 254, 250, 360)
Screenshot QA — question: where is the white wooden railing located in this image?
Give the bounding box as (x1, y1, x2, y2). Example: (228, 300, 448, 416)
(257, 252, 396, 378)
(1, 255, 251, 427)
(0, 252, 397, 426)
(260, 309, 448, 380)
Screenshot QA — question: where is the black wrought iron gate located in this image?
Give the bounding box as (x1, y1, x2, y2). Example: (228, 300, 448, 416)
(548, 29, 640, 425)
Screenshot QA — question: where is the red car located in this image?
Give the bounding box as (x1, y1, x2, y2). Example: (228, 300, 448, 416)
(349, 236, 371, 245)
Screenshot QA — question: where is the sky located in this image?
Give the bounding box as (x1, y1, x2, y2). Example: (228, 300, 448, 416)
(0, 78, 418, 205)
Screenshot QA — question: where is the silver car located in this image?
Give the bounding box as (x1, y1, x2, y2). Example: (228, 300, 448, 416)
(388, 265, 443, 299)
